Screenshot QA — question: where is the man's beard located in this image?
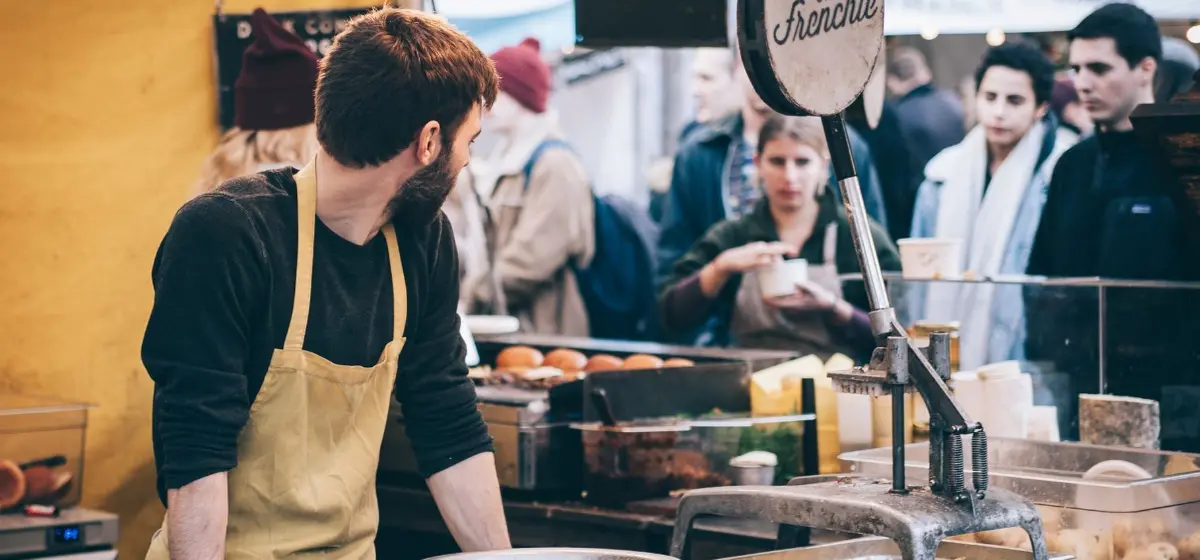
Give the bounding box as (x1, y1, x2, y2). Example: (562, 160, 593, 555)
(387, 145, 457, 227)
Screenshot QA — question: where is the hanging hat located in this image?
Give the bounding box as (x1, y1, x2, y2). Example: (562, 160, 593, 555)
(491, 38, 551, 114)
(234, 8, 320, 130)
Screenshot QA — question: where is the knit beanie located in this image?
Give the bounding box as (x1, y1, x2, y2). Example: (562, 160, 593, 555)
(1050, 78, 1078, 117)
(234, 8, 320, 131)
(491, 38, 551, 114)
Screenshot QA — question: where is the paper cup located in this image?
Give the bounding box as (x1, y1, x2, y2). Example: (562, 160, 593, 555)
(757, 259, 809, 298)
(897, 238, 963, 279)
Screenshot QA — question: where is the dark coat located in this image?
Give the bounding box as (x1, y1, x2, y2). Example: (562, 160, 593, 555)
(893, 84, 966, 172)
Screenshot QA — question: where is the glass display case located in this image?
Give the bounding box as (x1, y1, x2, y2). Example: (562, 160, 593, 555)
(839, 272, 1200, 453)
(572, 414, 811, 506)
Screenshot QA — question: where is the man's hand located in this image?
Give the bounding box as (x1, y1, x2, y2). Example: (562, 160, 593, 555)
(166, 472, 229, 560)
(427, 453, 512, 552)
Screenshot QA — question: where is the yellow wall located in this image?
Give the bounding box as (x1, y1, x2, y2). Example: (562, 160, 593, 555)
(0, 0, 415, 556)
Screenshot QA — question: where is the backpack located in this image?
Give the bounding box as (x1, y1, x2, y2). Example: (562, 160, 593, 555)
(523, 140, 661, 341)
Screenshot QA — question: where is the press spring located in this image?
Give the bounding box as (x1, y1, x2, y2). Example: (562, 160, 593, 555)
(972, 430, 989, 498)
(946, 433, 965, 497)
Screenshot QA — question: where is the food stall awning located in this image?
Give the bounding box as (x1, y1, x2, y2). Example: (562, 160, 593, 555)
(1076, 0, 1200, 20)
(884, 0, 1098, 35)
(431, 0, 576, 55)
(883, 0, 1200, 36)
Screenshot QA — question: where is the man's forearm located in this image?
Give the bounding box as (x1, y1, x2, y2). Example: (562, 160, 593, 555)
(427, 452, 511, 552)
(166, 472, 229, 560)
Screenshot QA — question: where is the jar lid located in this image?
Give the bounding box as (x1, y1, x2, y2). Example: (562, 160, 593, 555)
(912, 320, 961, 333)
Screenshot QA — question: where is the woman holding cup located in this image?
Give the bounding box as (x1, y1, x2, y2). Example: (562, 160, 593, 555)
(658, 116, 901, 360)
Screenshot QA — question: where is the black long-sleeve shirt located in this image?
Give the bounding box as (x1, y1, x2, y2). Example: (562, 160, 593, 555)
(1027, 129, 1187, 280)
(142, 169, 491, 505)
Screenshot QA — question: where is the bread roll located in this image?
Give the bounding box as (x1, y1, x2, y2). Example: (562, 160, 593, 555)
(1115, 517, 1171, 558)
(496, 346, 544, 370)
(623, 354, 665, 370)
(544, 348, 588, 372)
(1037, 505, 1064, 535)
(975, 527, 1030, 549)
(584, 354, 624, 372)
(1124, 542, 1180, 560)
(0, 460, 24, 508)
(1176, 531, 1200, 560)
(663, 358, 695, 368)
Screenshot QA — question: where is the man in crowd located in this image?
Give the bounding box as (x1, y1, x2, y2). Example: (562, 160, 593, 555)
(141, 9, 510, 558)
(1027, 3, 1186, 279)
(881, 47, 967, 241)
(682, 47, 742, 142)
(1025, 3, 1197, 451)
(887, 47, 967, 172)
(650, 47, 742, 223)
(656, 51, 887, 316)
(909, 41, 1075, 369)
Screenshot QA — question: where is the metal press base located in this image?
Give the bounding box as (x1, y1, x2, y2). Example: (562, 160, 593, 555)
(670, 476, 1049, 560)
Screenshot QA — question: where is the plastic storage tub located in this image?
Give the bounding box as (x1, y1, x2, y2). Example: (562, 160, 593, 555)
(0, 395, 89, 510)
(573, 414, 811, 507)
(841, 438, 1200, 559)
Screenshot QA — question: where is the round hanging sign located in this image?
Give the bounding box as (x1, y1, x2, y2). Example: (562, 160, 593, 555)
(738, 0, 885, 117)
(846, 44, 887, 129)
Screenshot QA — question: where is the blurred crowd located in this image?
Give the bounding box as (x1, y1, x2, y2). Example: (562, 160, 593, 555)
(196, 3, 1198, 368)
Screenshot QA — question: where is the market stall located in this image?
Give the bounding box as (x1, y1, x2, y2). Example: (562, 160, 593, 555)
(370, 1, 1200, 559)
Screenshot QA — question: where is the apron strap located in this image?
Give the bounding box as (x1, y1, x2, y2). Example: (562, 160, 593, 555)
(284, 162, 318, 350)
(382, 224, 408, 341)
(822, 222, 839, 264)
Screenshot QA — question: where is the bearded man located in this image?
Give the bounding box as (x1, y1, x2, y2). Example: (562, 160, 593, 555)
(141, 9, 511, 558)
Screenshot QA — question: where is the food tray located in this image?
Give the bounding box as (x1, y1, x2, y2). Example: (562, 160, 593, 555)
(724, 536, 1074, 560)
(841, 438, 1200, 512)
(841, 438, 1200, 559)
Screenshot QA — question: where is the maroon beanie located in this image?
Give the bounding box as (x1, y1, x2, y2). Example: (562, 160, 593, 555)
(491, 38, 551, 114)
(234, 8, 320, 130)
(1050, 78, 1078, 117)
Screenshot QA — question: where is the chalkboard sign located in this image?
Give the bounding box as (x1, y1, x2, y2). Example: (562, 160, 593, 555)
(212, 9, 373, 129)
(574, 0, 729, 48)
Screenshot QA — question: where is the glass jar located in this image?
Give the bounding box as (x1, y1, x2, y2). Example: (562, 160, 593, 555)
(906, 321, 961, 438)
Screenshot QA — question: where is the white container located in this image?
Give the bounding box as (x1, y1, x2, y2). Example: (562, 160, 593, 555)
(757, 259, 809, 298)
(897, 238, 963, 279)
(465, 314, 520, 335)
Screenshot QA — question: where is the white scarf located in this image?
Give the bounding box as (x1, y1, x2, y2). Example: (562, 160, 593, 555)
(924, 122, 1046, 370)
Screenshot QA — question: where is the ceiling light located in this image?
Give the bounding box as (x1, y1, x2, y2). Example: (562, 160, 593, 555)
(986, 29, 1006, 46)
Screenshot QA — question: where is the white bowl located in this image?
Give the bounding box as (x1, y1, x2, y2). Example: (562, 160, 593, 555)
(757, 258, 809, 298)
(897, 238, 963, 279)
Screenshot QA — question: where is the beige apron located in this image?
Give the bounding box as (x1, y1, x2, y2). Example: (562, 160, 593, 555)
(146, 163, 407, 559)
(731, 222, 848, 358)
